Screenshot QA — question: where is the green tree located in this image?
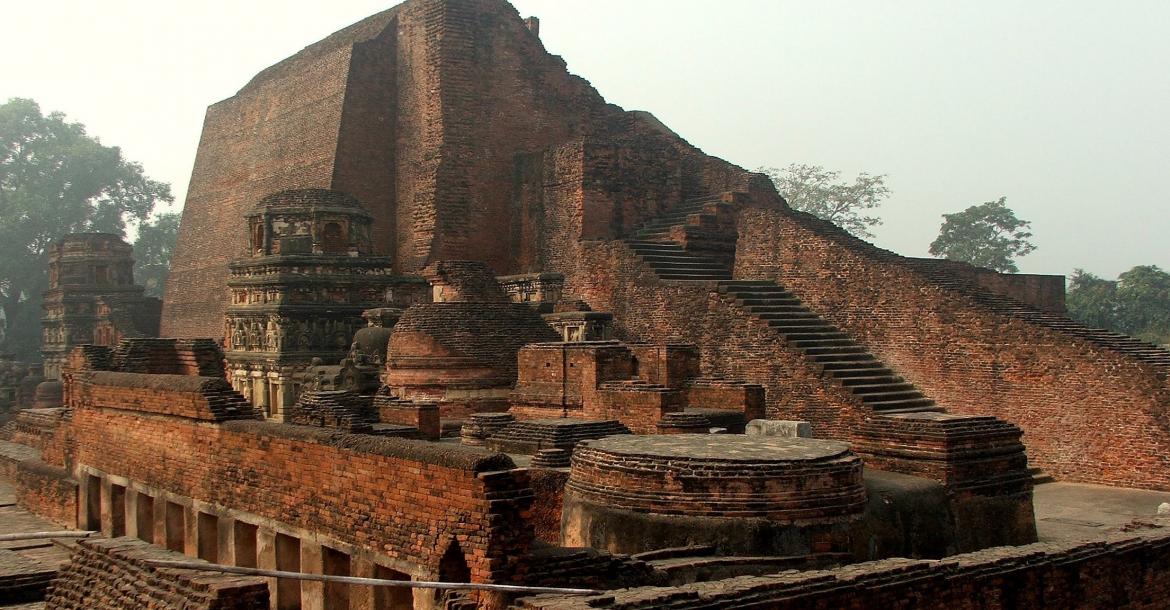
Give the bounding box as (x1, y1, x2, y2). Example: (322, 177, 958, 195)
(133, 212, 180, 298)
(928, 197, 1036, 273)
(1115, 265, 1170, 345)
(0, 98, 172, 360)
(1064, 265, 1170, 345)
(1065, 269, 1119, 329)
(760, 164, 889, 239)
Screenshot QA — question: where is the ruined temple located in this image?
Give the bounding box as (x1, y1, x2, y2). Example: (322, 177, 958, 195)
(41, 233, 161, 380)
(4, 1, 1170, 609)
(223, 189, 427, 416)
(161, 0, 1170, 491)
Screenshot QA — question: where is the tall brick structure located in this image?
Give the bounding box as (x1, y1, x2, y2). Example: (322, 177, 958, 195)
(41, 234, 160, 380)
(163, 0, 753, 339)
(161, 0, 1170, 492)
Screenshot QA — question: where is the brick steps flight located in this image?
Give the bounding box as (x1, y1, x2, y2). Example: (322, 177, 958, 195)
(626, 197, 941, 415)
(717, 280, 942, 414)
(625, 241, 732, 281)
(788, 209, 1170, 376)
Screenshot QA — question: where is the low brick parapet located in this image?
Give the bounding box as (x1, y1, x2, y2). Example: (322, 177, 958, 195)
(44, 537, 269, 610)
(71, 371, 258, 422)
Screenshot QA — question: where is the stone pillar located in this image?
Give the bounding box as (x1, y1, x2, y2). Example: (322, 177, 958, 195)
(271, 378, 288, 422)
(125, 489, 142, 539)
(300, 539, 325, 610)
(81, 473, 101, 532)
(183, 504, 199, 557)
(251, 371, 269, 414)
(99, 478, 113, 536)
(350, 556, 377, 610)
(257, 528, 278, 610)
(218, 516, 237, 565)
(152, 496, 168, 550)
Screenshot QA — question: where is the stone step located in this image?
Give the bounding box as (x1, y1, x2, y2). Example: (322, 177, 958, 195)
(722, 283, 794, 293)
(801, 345, 869, 356)
(1029, 467, 1056, 485)
(627, 241, 687, 250)
(647, 262, 730, 272)
(789, 337, 855, 347)
(809, 352, 876, 363)
(845, 382, 916, 393)
(859, 390, 926, 403)
(724, 289, 796, 299)
(658, 274, 733, 281)
(638, 254, 717, 264)
(877, 404, 946, 414)
(818, 358, 882, 370)
(739, 298, 804, 307)
(768, 320, 835, 330)
(783, 331, 851, 341)
(868, 397, 938, 411)
(829, 366, 896, 378)
(747, 306, 813, 315)
(718, 280, 776, 288)
(755, 312, 823, 321)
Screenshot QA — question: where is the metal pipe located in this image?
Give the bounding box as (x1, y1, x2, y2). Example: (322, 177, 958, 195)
(0, 531, 97, 542)
(145, 561, 603, 595)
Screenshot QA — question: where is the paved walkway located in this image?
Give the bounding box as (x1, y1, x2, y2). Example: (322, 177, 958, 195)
(0, 480, 70, 610)
(1033, 481, 1170, 542)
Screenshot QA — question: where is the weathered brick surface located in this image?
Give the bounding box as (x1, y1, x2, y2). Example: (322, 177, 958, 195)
(514, 524, 1170, 610)
(41, 233, 161, 379)
(0, 547, 56, 603)
(566, 238, 873, 440)
(68, 376, 534, 582)
(14, 459, 78, 529)
(71, 372, 257, 422)
(735, 206, 1170, 489)
(44, 537, 269, 610)
(527, 468, 568, 545)
(566, 435, 865, 521)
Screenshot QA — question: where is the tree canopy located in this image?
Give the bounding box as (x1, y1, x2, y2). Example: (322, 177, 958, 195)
(928, 197, 1036, 273)
(0, 97, 172, 359)
(133, 211, 180, 298)
(1066, 265, 1170, 345)
(760, 164, 889, 239)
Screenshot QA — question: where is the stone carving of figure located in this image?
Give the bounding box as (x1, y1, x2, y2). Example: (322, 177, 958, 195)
(266, 317, 279, 351)
(248, 321, 262, 351)
(232, 323, 245, 351)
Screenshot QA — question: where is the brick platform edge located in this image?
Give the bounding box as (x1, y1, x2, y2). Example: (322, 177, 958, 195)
(44, 537, 269, 610)
(515, 522, 1170, 610)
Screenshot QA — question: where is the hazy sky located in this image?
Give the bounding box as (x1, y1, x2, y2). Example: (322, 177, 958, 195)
(3, 1, 1168, 278)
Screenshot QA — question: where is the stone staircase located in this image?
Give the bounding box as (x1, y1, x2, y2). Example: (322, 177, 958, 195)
(625, 196, 732, 281)
(906, 260, 1170, 375)
(625, 241, 732, 281)
(630, 196, 723, 242)
(787, 209, 1170, 376)
(717, 280, 941, 414)
(623, 200, 940, 415)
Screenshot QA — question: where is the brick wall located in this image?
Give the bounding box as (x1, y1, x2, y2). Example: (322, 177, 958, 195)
(14, 459, 78, 529)
(516, 523, 1170, 610)
(565, 239, 872, 439)
(45, 537, 269, 610)
(909, 257, 1067, 313)
(162, 10, 371, 337)
(165, 0, 773, 340)
(736, 207, 1170, 489)
(68, 378, 534, 582)
(527, 469, 569, 545)
(72, 372, 255, 422)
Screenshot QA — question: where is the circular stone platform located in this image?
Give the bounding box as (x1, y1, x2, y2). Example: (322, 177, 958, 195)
(562, 434, 867, 556)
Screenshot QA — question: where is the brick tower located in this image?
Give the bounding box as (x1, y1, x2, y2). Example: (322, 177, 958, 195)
(41, 233, 160, 379)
